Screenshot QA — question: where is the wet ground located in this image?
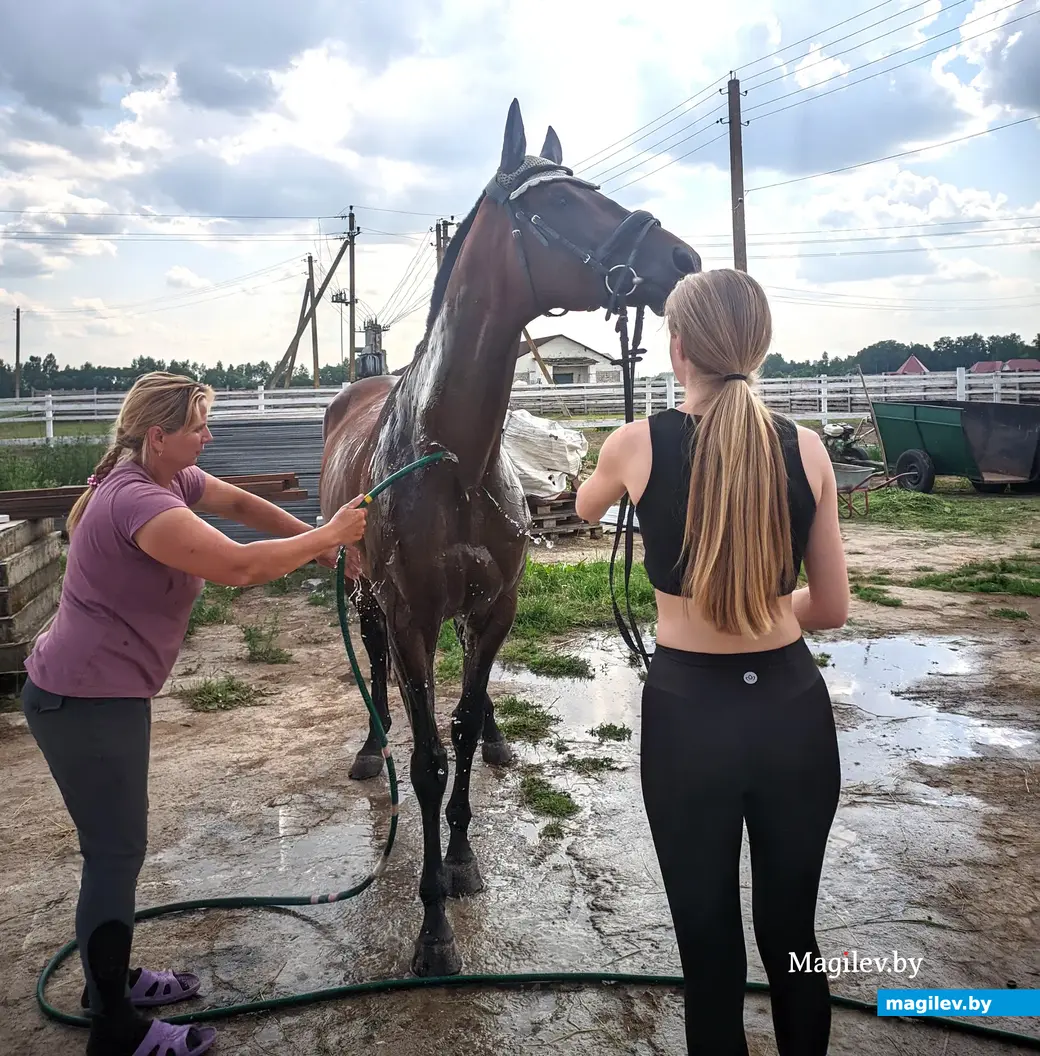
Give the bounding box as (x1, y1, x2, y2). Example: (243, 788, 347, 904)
(1, 535, 1039, 1053)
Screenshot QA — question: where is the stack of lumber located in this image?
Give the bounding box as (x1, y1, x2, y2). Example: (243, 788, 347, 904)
(526, 491, 602, 540)
(0, 519, 61, 693)
(0, 472, 308, 521)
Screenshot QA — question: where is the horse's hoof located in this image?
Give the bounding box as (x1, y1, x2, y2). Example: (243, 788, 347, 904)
(349, 753, 385, 781)
(444, 856, 484, 898)
(412, 938, 462, 978)
(481, 739, 514, 767)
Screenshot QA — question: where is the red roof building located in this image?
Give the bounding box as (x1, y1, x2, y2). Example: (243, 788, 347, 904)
(893, 355, 929, 374)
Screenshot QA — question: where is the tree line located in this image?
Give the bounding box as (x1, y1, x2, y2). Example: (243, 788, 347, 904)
(759, 332, 1040, 378)
(1, 332, 1038, 397)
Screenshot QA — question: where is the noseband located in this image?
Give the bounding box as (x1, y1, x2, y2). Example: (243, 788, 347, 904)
(483, 158, 661, 318)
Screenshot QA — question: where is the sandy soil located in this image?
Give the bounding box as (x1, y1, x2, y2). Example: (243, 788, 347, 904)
(1, 518, 1038, 1055)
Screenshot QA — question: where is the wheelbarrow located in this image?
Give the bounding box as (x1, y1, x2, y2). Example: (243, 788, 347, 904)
(832, 462, 909, 517)
(869, 400, 1040, 494)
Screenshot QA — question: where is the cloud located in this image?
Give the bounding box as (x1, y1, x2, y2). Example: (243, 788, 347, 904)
(174, 61, 277, 115)
(165, 265, 211, 289)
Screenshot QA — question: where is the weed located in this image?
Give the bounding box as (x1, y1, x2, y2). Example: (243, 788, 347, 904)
(590, 722, 632, 742)
(519, 771, 580, 819)
(540, 822, 565, 840)
(814, 652, 832, 668)
(498, 640, 592, 679)
(563, 755, 620, 776)
(242, 619, 293, 663)
(495, 695, 560, 743)
(852, 584, 903, 607)
(186, 583, 238, 638)
(0, 440, 108, 490)
(307, 590, 331, 607)
(911, 555, 1040, 597)
(180, 675, 258, 712)
(992, 608, 1030, 621)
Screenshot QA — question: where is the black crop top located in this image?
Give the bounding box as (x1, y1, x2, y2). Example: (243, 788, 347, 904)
(635, 408, 817, 597)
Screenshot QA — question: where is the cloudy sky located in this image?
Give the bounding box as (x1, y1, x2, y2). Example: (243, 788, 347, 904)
(1, 0, 1037, 378)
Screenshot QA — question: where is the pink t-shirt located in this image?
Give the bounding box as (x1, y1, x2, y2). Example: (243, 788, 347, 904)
(26, 460, 207, 699)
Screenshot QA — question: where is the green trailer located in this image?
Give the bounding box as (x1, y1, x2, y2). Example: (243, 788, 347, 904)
(871, 400, 1040, 494)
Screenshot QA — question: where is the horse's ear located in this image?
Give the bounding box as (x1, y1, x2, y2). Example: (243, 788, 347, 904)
(539, 126, 562, 165)
(499, 98, 526, 174)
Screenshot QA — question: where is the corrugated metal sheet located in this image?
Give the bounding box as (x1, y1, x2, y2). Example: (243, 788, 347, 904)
(196, 418, 326, 542)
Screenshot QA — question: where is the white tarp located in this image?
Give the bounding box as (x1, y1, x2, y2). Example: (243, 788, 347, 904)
(501, 409, 589, 499)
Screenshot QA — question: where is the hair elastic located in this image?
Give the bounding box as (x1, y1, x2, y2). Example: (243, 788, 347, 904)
(722, 373, 748, 382)
(86, 475, 100, 489)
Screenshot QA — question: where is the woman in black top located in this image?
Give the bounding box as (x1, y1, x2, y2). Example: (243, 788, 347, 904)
(576, 268, 849, 1055)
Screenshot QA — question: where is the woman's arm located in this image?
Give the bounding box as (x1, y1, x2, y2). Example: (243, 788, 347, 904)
(194, 473, 314, 538)
(134, 502, 366, 588)
(575, 424, 636, 525)
(791, 431, 849, 630)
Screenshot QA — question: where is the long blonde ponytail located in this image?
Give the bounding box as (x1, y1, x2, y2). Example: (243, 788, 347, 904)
(65, 372, 214, 535)
(664, 269, 792, 637)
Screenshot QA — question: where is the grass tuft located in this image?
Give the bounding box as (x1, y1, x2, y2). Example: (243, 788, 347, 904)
(992, 607, 1031, 621)
(519, 771, 580, 819)
(562, 755, 620, 776)
(814, 652, 832, 668)
(853, 584, 903, 607)
(180, 675, 258, 712)
(498, 640, 592, 679)
(540, 822, 565, 840)
(866, 485, 1040, 536)
(186, 583, 240, 638)
(242, 619, 293, 664)
(910, 555, 1040, 597)
(589, 722, 632, 742)
(495, 695, 560, 743)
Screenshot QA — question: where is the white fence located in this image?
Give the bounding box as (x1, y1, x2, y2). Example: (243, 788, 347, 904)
(2, 369, 1039, 442)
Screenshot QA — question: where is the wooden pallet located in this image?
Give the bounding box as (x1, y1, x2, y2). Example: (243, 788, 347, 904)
(527, 491, 603, 540)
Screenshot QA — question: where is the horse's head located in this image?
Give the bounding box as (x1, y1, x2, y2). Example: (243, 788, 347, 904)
(485, 98, 701, 318)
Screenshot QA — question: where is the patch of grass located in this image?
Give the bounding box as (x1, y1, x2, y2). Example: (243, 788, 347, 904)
(186, 583, 239, 637)
(307, 590, 332, 607)
(0, 440, 108, 490)
(867, 485, 1040, 536)
(992, 607, 1031, 621)
(590, 722, 632, 742)
(519, 771, 580, 819)
(912, 565, 936, 573)
(852, 584, 903, 607)
(242, 619, 293, 664)
(814, 652, 832, 668)
(563, 755, 620, 776)
(911, 555, 1040, 597)
(180, 675, 258, 712)
(498, 640, 592, 679)
(264, 565, 335, 597)
(540, 822, 565, 840)
(435, 621, 462, 682)
(495, 695, 560, 743)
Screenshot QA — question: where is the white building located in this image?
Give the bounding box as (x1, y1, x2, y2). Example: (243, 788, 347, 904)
(514, 334, 622, 385)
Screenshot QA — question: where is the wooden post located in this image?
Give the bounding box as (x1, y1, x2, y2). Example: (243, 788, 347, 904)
(726, 76, 747, 272)
(14, 307, 21, 400)
(307, 254, 320, 388)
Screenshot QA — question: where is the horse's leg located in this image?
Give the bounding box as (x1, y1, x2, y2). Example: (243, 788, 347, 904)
(445, 592, 516, 897)
(481, 693, 514, 766)
(349, 586, 391, 781)
(387, 620, 461, 977)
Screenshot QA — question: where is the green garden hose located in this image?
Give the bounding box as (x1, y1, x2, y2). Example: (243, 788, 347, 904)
(34, 451, 1040, 1048)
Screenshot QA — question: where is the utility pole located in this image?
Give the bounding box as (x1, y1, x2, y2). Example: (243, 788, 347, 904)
(306, 254, 320, 388)
(434, 218, 455, 267)
(724, 75, 748, 272)
(434, 223, 443, 267)
(347, 206, 357, 382)
(14, 307, 21, 399)
(331, 289, 349, 371)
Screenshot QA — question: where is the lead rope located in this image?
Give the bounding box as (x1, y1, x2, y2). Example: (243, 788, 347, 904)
(606, 304, 652, 671)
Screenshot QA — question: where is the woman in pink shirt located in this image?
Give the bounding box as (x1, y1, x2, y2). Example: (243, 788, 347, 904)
(23, 372, 367, 1056)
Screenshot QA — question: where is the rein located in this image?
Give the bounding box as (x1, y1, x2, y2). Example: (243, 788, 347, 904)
(485, 157, 656, 670)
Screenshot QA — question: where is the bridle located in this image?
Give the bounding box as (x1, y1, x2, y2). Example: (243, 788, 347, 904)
(484, 156, 658, 669)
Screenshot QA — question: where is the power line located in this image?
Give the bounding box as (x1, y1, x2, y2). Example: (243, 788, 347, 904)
(747, 116, 1040, 193)
(602, 130, 729, 193)
(745, 5, 1036, 121)
(747, 236, 1040, 260)
(744, 0, 971, 92)
(764, 283, 1040, 304)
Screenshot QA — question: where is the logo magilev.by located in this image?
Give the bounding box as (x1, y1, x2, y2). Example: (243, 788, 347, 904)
(790, 950, 924, 979)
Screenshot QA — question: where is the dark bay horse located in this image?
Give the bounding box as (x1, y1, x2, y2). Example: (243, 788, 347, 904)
(319, 98, 701, 976)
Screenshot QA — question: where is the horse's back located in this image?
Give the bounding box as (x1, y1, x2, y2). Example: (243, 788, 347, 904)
(320, 375, 398, 512)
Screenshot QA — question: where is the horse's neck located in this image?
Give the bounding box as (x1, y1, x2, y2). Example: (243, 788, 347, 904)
(407, 283, 525, 489)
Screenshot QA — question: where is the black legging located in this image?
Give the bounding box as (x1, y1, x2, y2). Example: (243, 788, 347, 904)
(640, 637, 841, 1055)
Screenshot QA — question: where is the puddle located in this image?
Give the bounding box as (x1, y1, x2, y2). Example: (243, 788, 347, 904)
(493, 632, 1038, 787)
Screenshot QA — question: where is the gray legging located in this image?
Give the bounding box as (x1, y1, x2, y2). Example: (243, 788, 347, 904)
(21, 676, 150, 1014)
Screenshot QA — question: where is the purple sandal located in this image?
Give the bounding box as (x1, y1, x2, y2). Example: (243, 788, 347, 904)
(131, 1020, 216, 1056)
(130, 967, 201, 1007)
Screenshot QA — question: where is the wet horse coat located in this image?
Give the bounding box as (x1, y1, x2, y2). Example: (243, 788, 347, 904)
(320, 99, 700, 976)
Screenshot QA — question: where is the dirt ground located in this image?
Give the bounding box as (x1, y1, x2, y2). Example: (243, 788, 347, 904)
(1, 516, 1038, 1055)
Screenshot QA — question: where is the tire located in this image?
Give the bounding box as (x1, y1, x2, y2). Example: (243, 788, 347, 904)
(971, 480, 1008, 494)
(895, 449, 935, 493)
